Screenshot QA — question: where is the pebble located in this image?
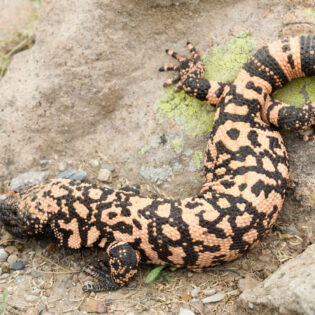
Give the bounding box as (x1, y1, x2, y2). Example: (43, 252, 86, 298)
(179, 307, 195, 315)
(58, 162, 67, 172)
(0, 194, 6, 201)
(10, 171, 50, 192)
(37, 303, 47, 314)
(4, 246, 17, 255)
(0, 273, 10, 279)
(149, 135, 162, 149)
(101, 163, 115, 172)
(7, 254, 18, 265)
(57, 169, 87, 181)
(11, 260, 26, 271)
(24, 294, 39, 303)
(248, 302, 254, 309)
(180, 292, 192, 301)
(86, 299, 107, 313)
(238, 276, 259, 292)
(15, 276, 25, 283)
(31, 287, 41, 295)
(105, 299, 113, 306)
(202, 293, 224, 303)
(203, 288, 216, 296)
(191, 287, 200, 297)
(97, 168, 112, 182)
(0, 248, 9, 262)
(89, 159, 100, 168)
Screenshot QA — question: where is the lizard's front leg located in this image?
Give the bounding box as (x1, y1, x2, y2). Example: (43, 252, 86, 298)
(82, 241, 140, 292)
(159, 42, 229, 106)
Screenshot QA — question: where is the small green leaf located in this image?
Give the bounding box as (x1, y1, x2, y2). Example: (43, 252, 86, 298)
(145, 265, 165, 283)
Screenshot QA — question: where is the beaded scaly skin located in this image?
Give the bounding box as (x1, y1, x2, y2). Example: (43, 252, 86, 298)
(0, 35, 314, 291)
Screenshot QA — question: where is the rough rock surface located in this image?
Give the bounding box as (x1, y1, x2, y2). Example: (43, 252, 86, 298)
(239, 244, 315, 315)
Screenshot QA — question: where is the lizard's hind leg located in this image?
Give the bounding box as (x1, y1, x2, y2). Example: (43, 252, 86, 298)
(262, 97, 315, 141)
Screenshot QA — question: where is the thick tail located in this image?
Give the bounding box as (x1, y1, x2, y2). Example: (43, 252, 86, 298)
(243, 35, 315, 93)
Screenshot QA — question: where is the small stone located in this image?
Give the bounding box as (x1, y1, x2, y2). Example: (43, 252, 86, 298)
(203, 288, 216, 296)
(11, 260, 26, 271)
(238, 276, 259, 292)
(1, 263, 10, 274)
(148, 135, 161, 149)
(86, 299, 107, 313)
(0, 273, 10, 279)
(15, 276, 25, 283)
(191, 287, 200, 297)
(0, 195, 6, 201)
(248, 302, 254, 309)
(97, 168, 112, 183)
(58, 162, 67, 172)
(179, 307, 195, 315)
(7, 254, 18, 265)
(57, 169, 87, 181)
(101, 163, 115, 172)
(89, 159, 100, 168)
(105, 299, 113, 306)
(10, 171, 49, 192)
(180, 291, 192, 301)
(0, 248, 9, 262)
(31, 287, 41, 295)
(37, 303, 47, 314)
(202, 293, 224, 303)
(24, 294, 39, 303)
(4, 246, 17, 255)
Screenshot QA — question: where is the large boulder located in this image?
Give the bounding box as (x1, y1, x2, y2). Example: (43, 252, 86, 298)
(239, 244, 315, 315)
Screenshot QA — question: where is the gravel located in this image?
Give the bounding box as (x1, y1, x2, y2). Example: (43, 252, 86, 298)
(10, 171, 49, 192)
(57, 169, 87, 181)
(202, 293, 224, 303)
(0, 248, 9, 262)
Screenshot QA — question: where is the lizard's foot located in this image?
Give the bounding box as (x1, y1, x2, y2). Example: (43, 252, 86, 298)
(298, 102, 315, 141)
(82, 242, 139, 292)
(159, 42, 204, 92)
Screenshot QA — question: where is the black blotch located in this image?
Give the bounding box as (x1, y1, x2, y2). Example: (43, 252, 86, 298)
(221, 180, 234, 189)
(132, 219, 142, 230)
(246, 81, 262, 94)
(216, 82, 226, 98)
(287, 54, 295, 69)
(264, 93, 267, 101)
(248, 130, 260, 147)
(108, 212, 117, 219)
(282, 44, 290, 52)
(227, 128, 240, 140)
(239, 183, 247, 191)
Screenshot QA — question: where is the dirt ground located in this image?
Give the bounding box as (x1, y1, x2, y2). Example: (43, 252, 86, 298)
(0, 0, 314, 314)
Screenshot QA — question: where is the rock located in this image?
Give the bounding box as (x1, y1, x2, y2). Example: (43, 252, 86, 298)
(140, 166, 173, 185)
(180, 292, 192, 301)
(10, 260, 26, 271)
(89, 159, 100, 168)
(10, 171, 49, 192)
(190, 287, 200, 297)
(203, 288, 216, 296)
(58, 162, 67, 172)
(237, 275, 260, 292)
(4, 246, 17, 255)
(0, 248, 9, 262)
(239, 244, 315, 315)
(24, 294, 39, 303)
(97, 168, 112, 183)
(101, 163, 115, 172)
(37, 303, 47, 315)
(86, 299, 107, 313)
(202, 293, 224, 304)
(7, 254, 18, 265)
(0, 273, 10, 279)
(57, 169, 87, 181)
(0, 195, 6, 201)
(179, 307, 195, 315)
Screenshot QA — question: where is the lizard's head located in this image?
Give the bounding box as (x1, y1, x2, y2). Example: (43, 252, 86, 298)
(0, 195, 50, 238)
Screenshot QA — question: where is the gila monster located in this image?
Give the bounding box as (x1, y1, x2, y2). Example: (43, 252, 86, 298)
(0, 36, 314, 292)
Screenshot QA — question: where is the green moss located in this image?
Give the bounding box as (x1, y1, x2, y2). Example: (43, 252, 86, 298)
(172, 138, 183, 152)
(274, 77, 315, 107)
(203, 31, 256, 82)
(192, 151, 203, 169)
(140, 145, 150, 155)
(157, 32, 256, 137)
(304, 8, 315, 21)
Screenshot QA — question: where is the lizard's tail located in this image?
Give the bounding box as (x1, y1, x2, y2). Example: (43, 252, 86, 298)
(242, 35, 315, 93)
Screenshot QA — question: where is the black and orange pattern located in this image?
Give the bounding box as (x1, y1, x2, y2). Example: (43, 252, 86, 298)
(0, 36, 314, 291)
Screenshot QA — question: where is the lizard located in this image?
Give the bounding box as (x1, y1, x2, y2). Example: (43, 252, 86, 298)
(0, 35, 314, 292)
